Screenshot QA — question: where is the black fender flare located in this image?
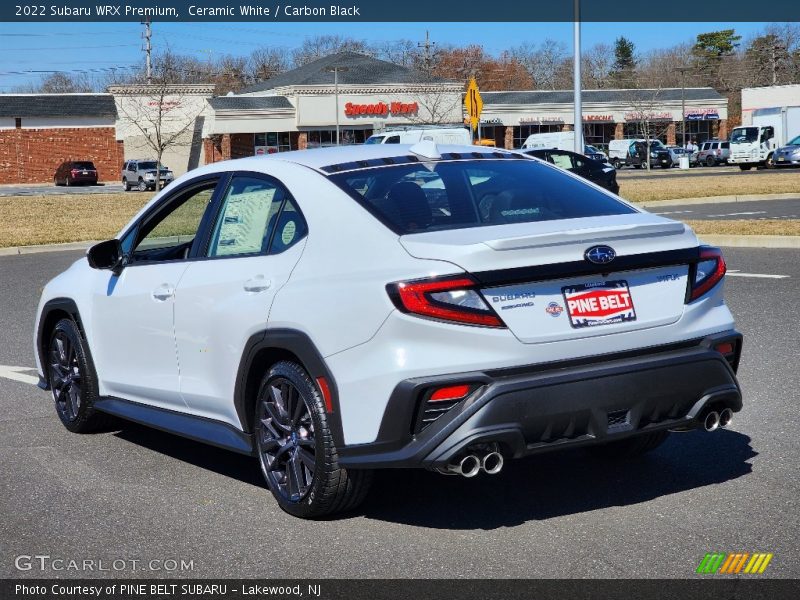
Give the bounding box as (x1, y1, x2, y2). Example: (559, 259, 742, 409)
(36, 297, 85, 389)
(234, 329, 345, 448)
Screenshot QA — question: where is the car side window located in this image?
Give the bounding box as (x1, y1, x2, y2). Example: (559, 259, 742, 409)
(128, 162, 136, 172)
(207, 176, 286, 258)
(385, 135, 401, 144)
(268, 197, 308, 254)
(550, 152, 573, 170)
(130, 181, 218, 263)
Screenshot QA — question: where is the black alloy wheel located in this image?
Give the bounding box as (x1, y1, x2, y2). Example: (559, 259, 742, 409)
(256, 376, 316, 503)
(49, 329, 82, 423)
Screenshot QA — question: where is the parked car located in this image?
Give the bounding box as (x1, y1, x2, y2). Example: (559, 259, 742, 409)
(522, 148, 619, 194)
(54, 161, 98, 186)
(666, 146, 690, 167)
(34, 142, 742, 518)
(696, 140, 730, 167)
(121, 159, 174, 191)
(583, 144, 607, 162)
(771, 134, 800, 167)
(608, 139, 672, 169)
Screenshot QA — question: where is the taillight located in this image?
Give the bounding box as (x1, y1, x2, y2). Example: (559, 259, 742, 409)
(688, 246, 726, 301)
(387, 275, 505, 328)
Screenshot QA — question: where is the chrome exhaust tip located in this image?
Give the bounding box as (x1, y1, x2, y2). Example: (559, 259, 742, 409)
(481, 451, 504, 475)
(719, 408, 733, 428)
(447, 454, 481, 478)
(703, 410, 720, 432)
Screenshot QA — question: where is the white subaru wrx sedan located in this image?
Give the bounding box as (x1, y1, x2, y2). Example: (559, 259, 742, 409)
(33, 142, 743, 518)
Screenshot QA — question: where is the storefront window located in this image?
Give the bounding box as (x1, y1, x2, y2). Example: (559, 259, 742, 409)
(683, 121, 714, 144)
(623, 122, 669, 144)
(253, 131, 293, 154)
(582, 123, 616, 151)
(305, 129, 368, 148)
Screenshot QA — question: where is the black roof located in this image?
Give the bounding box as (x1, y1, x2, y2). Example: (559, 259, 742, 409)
(239, 51, 447, 93)
(0, 94, 117, 118)
(208, 96, 293, 110)
(483, 88, 724, 105)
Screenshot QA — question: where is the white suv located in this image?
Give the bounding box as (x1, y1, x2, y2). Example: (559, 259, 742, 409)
(34, 143, 743, 518)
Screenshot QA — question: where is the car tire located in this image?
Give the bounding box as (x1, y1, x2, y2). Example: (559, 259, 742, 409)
(765, 153, 775, 169)
(122, 178, 131, 191)
(739, 165, 752, 171)
(137, 178, 148, 192)
(706, 156, 716, 167)
(254, 360, 372, 519)
(65, 176, 71, 187)
(48, 318, 116, 434)
(54, 177, 60, 187)
(591, 430, 669, 459)
(611, 158, 620, 169)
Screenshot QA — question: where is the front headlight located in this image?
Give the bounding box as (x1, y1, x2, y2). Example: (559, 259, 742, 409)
(145, 172, 155, 180)
(650, 151, 658, 158)
(790, 149, 800, 157)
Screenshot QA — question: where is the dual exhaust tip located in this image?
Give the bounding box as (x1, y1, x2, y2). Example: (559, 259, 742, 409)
(445, 448, 504, 478)
(703, 407, 734, 432)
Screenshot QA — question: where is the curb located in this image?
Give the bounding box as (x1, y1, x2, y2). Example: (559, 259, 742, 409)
(0, 241, 96, 257)
(637, 193, 799, 208)
(697, 235, 800, 249)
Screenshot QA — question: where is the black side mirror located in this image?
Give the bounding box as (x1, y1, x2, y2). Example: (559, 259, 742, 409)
(87, 239, 122, 271)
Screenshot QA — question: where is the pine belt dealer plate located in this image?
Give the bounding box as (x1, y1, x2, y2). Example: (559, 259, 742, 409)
(562, 280, 636, 329)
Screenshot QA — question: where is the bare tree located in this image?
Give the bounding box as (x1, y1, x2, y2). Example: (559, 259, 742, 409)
(112, 75, 209, 191)
(248, 47, 290, 83)
(15, 71, 95, 93)
(510, 39, 568, 90)
(623, 88, 672, 171)
(292, 35, 371, 67)
(582, 43, 614, 89)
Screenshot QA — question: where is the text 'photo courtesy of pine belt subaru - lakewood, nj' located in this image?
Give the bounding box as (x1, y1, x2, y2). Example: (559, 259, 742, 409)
(33, 141, 743, 518)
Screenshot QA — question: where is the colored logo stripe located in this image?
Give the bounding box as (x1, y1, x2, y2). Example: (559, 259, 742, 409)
(697, 552, 773, 574)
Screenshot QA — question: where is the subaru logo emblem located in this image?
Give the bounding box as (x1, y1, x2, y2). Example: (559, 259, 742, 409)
(585, 245, 616, 265)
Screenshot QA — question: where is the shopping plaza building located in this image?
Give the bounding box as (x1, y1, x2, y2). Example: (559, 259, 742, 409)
(0, 51, 730, 183)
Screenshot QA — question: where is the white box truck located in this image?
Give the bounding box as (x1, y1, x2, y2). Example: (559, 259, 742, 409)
(728, 105, 800, 170)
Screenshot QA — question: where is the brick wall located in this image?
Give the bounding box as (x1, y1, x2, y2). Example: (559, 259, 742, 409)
(0, 127, 123, 184)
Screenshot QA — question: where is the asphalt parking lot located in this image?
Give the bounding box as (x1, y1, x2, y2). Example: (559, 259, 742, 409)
(616, 165, 795, 179)
(0, 248, 798, 579)
(650, 198, 799, 221)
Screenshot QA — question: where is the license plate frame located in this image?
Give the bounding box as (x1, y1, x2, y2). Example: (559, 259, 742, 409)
(562, 280, 637, 329)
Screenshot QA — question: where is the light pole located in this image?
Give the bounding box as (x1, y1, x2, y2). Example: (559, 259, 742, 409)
(573, 0, 583, 154)
(325, 66, 349, 146)
(675, 66, 691, 148)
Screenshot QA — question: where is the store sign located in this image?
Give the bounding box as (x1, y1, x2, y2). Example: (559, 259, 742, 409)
(583, 114, 613, 122)
(481, 117, 503, 124)
(344, 101, 419, 117)
(624, 111, 673, 122)
(520, 116, 564, 124)
(686, 108, 720, 121)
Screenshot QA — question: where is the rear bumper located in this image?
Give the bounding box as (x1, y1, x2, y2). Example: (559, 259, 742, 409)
(338, 331, 742, 469)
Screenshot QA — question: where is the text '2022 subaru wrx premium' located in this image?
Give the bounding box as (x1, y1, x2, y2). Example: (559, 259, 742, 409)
(34, 142, 743, 518)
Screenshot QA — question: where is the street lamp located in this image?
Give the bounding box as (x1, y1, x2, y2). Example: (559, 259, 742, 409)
(325, 66, 349, 146)
(675, 66, 691, 148)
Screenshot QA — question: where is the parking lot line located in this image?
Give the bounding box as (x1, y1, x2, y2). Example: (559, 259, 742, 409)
(0, 365, 38, 385)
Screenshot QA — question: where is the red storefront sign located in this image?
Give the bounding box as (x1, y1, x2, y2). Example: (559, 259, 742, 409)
(344, 101, 419, 117)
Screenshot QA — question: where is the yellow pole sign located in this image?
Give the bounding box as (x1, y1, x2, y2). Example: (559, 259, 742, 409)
(464, 78, 483, 132)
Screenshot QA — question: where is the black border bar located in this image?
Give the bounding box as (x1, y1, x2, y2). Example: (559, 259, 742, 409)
(3, 0, 800, 22)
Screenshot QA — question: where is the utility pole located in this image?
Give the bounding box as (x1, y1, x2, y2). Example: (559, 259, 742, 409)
(418, 30, 436, 78)
(142, 18, 152, 84)
(573, 0, 583, 154)
(675, 66, 691, 148)
(325, 66, 349, 145)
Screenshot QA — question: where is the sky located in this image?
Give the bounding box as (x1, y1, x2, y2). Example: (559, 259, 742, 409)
(0, 21, 778, 91)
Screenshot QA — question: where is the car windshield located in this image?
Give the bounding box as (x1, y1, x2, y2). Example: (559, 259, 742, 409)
(72, 161, 95, 169)
(328, 158, 634, 235)
(731, 128, 758, 143)
(138, 161, 167, 170)
(787, 135, 800, 146)
(364, 136, 384, 145)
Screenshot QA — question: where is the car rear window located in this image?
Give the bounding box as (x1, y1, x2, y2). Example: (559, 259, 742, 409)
(328, 158, 634, 235)
(72, 161, 95, 169)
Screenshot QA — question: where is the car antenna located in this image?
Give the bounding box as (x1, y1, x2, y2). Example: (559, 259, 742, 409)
(409, 140, 441, 160)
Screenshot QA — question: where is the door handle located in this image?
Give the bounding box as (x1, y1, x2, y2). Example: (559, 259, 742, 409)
(243, 276, 272, 293)
(152, 284, 175, 301)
